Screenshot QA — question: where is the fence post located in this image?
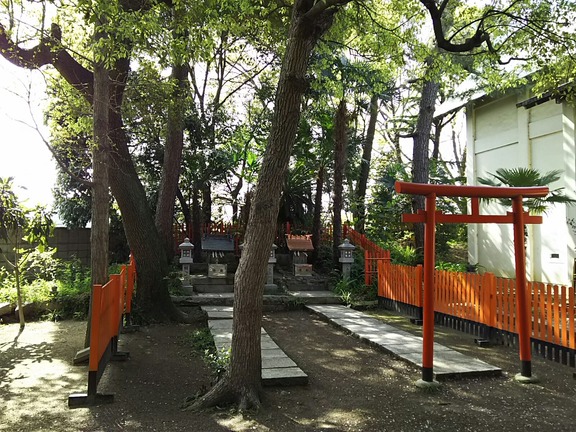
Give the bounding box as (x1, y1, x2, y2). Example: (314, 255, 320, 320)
(364, 250, 370, 286)
(414, 264, 423, 322)
(475, 272, 495, 346)
(124, 254, 136, 327)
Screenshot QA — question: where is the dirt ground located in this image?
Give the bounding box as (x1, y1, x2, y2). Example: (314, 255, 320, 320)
(1, 308, 576, 432)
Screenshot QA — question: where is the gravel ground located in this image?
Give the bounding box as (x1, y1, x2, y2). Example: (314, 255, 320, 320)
(1, 309, 576, 431)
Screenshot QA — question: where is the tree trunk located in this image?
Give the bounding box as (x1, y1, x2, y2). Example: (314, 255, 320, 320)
(85, 59, 111, 347)
(192, 182, 203, 262)
(310, 165, 324, 263)
(411, 76, 439, 260)
(108, 105, 182, 321)
(91, 61, 110, 287)
(332, 99, 348, 267)
(14, 235, 24, 330)
(106, 61, 183, 321)
(202, 182, 212, 224)
(155, 62, 189, 262)
(187, 0, 337, 410)
(354, 94, 378, 233)
(176, 187, 192, 237)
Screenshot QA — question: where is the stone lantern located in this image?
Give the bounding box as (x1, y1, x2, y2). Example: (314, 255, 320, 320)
(179, 238, 194, 277)
(267, 243, 278, 285)
(338, 239, 355, 279)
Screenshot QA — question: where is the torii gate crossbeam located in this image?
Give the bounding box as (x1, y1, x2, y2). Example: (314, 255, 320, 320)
(395, 181, 548, 385)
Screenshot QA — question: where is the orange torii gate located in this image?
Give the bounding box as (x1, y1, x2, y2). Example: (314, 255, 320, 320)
(395, 181, 549, 385)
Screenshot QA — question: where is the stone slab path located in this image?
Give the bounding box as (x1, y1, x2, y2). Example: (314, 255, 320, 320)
(307, 304, 502, 381)
(201, 306, 308, 386)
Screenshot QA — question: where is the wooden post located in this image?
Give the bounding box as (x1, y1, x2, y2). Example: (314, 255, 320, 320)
(422, 194, 436, 382)
(512, 196, 533, 379)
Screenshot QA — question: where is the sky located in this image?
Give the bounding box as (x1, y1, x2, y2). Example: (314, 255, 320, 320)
(0, 59, 57, 209)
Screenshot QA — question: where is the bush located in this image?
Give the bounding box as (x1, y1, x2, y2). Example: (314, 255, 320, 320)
(0, 256, 126, 321)
(332, 276, 377, 305)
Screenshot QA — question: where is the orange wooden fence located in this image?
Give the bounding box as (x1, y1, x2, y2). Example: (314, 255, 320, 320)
(378, 261, 576, 365)
(378, 260, 423, 307)
(346, 227, 391, 286)
(69, 257, 136, 407)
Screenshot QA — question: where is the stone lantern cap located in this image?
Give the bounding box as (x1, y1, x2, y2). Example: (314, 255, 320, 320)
(269, 243, 278, 263)
(179, 238, 194, 250)
(179, 238, 194, 264)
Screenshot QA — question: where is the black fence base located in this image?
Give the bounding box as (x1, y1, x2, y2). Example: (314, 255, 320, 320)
(111, 351, 130, 362)
(474, 338, 491, 347)
(68, 392, 114, 409)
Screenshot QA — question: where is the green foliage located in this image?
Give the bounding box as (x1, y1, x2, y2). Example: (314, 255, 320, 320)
(166, 270, 184, 295)
(387, 243, 418, 266)
(478, 168, 576, 214)
(184, 328, 230, 382)
(332, 276, 377, 305)
(204, 348, 231, 383)
(54, 258, 92, 296)
(186, 328, 216, 353)
(435, 261, 468, 273)
(0, 255, 107, 320)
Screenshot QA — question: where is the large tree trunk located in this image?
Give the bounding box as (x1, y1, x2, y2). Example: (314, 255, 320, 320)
(108, 96, 183, 321)
(411, 76, 439, 260)
(155, 62, 189, 262)
(187, 0, 338, 410)
(310, 164, 325, 264)
(202, 182, 212, 224)
(332, 99, 348, 267)
(353, 94, 378, 233)
(85, 58, 111, 347)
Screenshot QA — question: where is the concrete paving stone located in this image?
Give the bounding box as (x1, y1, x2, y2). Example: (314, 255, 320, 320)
(197, 293, 234, 298)
(308, 305, 365, 317)
(212, 334, 233, 342)
(262, 356, 297, 369)
(262, 367, 308, 386)
(331, 317, 385, 327)
(206, 311, 234, 319)
(261, 340, 280, 349)
(374, 341, 423, 355)
(362, 332, 420, 345)
(208, 319, 233, 329)
(261, 349, 287, 359)
(201, 306, 234, 312)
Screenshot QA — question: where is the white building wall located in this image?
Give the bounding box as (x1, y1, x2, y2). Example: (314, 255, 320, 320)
(469, 93, 576, 285)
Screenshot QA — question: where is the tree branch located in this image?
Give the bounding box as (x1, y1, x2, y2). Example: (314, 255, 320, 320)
(420, 0, 490, 52)
(0, 23, 94, 103)
(305, 0, 352, 20)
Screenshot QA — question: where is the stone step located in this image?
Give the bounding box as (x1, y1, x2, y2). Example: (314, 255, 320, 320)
(173, 290, 342, 308)
(287, 291, 341, 304)
(190, 274, 235, 285)
(285, 281, 330, 291)
(194, 284, 234, 294)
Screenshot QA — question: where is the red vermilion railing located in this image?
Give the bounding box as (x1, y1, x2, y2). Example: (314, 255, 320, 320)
(69, 257, 136, 408)
(346, 226, 391, 286)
